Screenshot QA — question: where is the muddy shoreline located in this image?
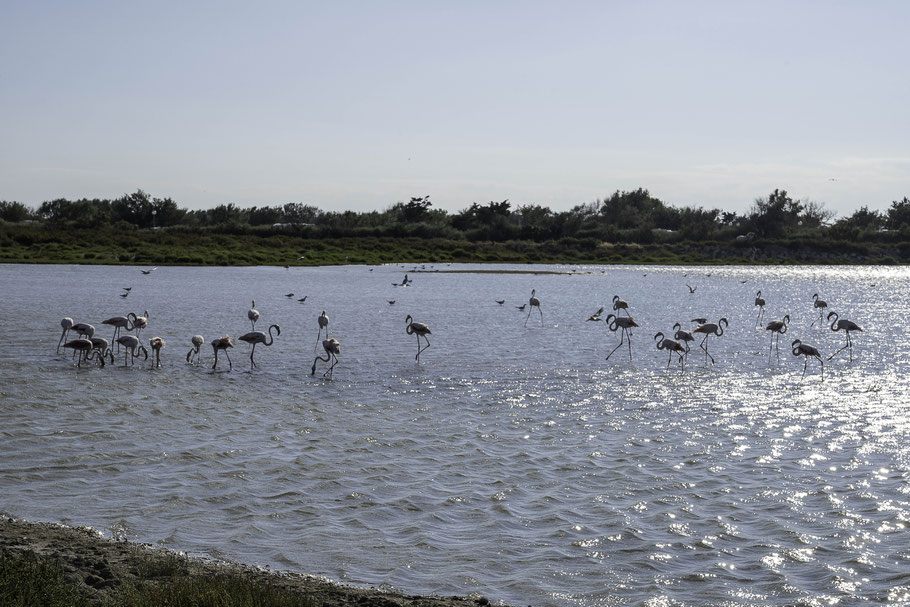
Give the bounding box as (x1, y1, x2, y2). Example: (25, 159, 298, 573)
(0, 517, 505, 606)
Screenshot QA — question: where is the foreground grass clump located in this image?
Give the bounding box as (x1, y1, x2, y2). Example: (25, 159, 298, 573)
(119, 572, 316, 607)
(0, 552, 88, 606)
(0, 550, 315, 607)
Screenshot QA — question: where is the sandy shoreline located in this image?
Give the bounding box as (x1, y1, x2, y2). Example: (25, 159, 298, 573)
(0, 517, 504, 606)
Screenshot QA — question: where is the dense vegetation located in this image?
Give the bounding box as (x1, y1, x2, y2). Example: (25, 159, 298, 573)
(2, 188, 909, 265)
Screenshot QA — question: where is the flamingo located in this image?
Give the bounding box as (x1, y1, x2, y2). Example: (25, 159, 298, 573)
(672, 322, 695, 364)
(654, 332, 686, 370)
(754, 291, 766, 326)
(248, 300, 260, 330)
(63, 338, 106, 367)
(765, 314, 790, 361)
(90, 337, 115, 366)
(102, 315, 133, 351)
(827, 311, 862, 361)
(186, 335, 204, 365)
(57, 317, 74, 353)
(604, 313, 639, 361)
(311, 338, 340, 378)
(72, 322, 94, 339)
(792, 339, 824, 376)
(692, 318, 728, 365)
(116, 335, 148, 366)
(586, 307, 604, 322)
(612, 295, 630, 316)
(314, 311, 329, 352)
(525, 289, 542, 326)
(128, 311, 148, 337)
(405, 315, 432, 362)
(238, 324, 280, 369)
(211, 336, 234, 371)
(149, 337, 165, 368)
(810, 293, 828, 326)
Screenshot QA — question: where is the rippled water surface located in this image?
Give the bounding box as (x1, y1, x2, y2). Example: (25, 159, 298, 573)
(2, 263, 910, 606)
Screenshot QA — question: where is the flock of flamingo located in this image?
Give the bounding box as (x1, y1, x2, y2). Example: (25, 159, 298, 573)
(55, 298, 436, 379)
(54, 280, 861, 378)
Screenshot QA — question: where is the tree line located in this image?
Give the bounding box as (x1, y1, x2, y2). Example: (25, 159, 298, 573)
(2, 188, 909, 244)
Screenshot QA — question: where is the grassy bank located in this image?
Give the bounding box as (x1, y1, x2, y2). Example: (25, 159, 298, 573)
(0, 518, 498, 607)
(1, 224, 908, 265)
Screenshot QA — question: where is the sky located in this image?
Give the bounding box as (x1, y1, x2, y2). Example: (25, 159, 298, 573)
(1, 1, 908, 217)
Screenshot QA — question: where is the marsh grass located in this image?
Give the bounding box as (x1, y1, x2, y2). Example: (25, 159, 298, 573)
(118, 574, 317, 607)
(0, 552, 88, 607)
(0, 550, 315, 607)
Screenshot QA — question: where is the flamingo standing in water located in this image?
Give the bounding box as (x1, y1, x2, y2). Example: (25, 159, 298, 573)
(525, 289, 542, 326)
(810, 293, 828, 326)
(238, 324, 280, 369)
(149, 337, 165, 368)
(612, 295, 630, 316)
(116, 335, 148, 366)
(672, 322, 695, 365)
(765, 314, 790, 361)
(314, 311, 329, 352)
(90, 337, 115, 366)
(211, 336, 234, 371)
(128, 311, 148, 337)
(57, 317, 74, 353)
(72, 322, 94, 339)
(827, 311, 862, 361)
(754, 291, 766, 326)
(604, 313, 639, 361)
(405, 315, 432, 362)
(102, 315, 133, 352)
(63, 338, 106, 367)
(248, 301, 260, 330)
(654, 332, 686, 370)
(792, 339, 824, 376)
(312, 338, 340, 378)
(693, 318, 728, 365)
(186, 335, 204, 365)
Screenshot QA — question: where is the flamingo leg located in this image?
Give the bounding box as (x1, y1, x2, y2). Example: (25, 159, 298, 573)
(827, 338, 851, 361)
(416, 335, 431, 361)
(249, 343, 257, 369)
(626, 329, 633, 360)
(700, 335, 715, 365)
(225, 350, 232, 371)
(605, 331, 625, 361)
(524, 307, 532, 327)
(537, 305, 543, 324)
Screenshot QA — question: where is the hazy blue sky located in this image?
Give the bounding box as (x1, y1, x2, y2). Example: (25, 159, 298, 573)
(2, 1, 908, 216)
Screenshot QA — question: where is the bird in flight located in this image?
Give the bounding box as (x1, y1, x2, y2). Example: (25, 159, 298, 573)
(140, 267, 158, 275)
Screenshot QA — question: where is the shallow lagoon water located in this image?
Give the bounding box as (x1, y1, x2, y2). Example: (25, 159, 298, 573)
(1, 263, 909, 606)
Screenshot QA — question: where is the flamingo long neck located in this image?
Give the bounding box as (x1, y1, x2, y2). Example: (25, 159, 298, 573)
(829, 313, 839, 331)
